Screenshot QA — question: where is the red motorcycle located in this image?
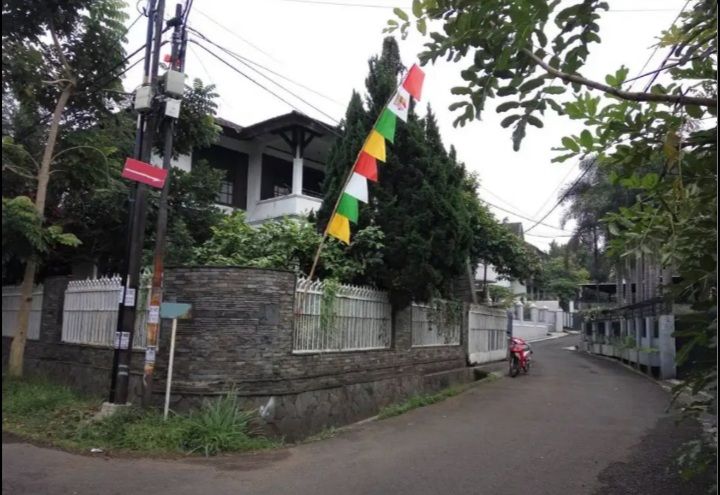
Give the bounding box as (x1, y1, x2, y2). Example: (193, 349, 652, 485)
(508, 336, 532, 377)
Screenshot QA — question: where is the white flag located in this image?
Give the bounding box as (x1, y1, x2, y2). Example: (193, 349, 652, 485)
(387, 86, 410, 122)
(344, 173, 369, 203)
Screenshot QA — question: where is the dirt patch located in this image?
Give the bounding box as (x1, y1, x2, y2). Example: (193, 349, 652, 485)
(593, 416, 715, 495)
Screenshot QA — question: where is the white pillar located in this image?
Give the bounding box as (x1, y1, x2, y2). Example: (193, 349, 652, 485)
(540, 305, 548, 323)
(292, 143, 303, 196)
(246, 147, 263, 219)
(554, 309, 563, 332)
(658, 314, 676, 379)
(515, 301, 524, 321)
(529, 303, 538, 322)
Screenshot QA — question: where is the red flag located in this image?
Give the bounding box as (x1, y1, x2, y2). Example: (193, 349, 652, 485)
(353, 151, 378, 182)
(402, 64, 425, 101)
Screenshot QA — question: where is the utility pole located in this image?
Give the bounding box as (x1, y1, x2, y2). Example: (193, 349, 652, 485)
(141, 2, 188, 407)
(110, 0, 167, 405)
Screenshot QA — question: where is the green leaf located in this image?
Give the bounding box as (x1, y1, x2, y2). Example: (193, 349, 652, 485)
(641, 173, 659, 189)
(543, 86, 566, 94)
(497, 86, 518, 97)
(417, 17, 427, 35)
(412, 0, 423, 17)
(580, 129, 593, 148)
(519, 77, 546, 93)
(500, 115, 521, 128)
(561, 136, 580, 152)
(496, 101, 520, 113)
(685, 105, 704, 119)
(394, 7, 408, 21)
(526, 115, 543, 128)
(451, 86, 472, 95)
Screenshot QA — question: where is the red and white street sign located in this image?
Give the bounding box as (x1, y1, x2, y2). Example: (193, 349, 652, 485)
(121, 158, 168, 189)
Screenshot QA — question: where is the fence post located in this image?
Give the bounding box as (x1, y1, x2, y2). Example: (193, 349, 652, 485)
(529, 303, 538, 322)
(514, 301, 524, 322)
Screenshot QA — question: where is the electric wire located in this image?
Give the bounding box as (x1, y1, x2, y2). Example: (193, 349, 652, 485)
(524, 163, 594, 234)
(188, 39, 342, 137)
(187, 26, 344, 106)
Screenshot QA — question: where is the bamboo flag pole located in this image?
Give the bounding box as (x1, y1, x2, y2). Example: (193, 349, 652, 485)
(306, 74, 409, 283)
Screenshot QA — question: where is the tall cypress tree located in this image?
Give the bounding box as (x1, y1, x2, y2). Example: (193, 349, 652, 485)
(320, 37, 476, 307)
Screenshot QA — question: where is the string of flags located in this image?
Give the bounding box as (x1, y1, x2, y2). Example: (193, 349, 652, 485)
(327, 64, 425, 244)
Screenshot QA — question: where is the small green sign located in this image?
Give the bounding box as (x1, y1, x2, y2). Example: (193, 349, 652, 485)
(160, 302, 192, 319)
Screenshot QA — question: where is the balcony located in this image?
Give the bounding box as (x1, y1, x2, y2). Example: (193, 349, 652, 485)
(248, 194, 322, 224)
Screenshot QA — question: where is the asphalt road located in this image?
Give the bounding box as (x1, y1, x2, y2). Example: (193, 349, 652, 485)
(2, 335, 712, 495)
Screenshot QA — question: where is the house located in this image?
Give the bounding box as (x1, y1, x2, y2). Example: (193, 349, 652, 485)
(474, 221, 544, 301)
(161, 111, 336, 224)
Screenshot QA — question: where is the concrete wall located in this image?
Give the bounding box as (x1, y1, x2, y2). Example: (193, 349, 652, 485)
(3, 268, 473, 441)
(512, 321, 550, 341)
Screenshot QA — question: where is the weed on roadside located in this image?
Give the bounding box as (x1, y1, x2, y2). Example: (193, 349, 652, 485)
(2, 377, 278, 456)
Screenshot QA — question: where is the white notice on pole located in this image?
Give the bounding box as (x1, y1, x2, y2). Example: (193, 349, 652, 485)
(145, 347, 156, 363)
(124, 288, 136, 307)
(148, 306, 160, 324)
(120, 332, 130, 350)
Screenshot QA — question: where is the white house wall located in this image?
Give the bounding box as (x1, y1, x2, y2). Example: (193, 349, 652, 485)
(152, 152, 192, 172)
(167, 133, 324, 224)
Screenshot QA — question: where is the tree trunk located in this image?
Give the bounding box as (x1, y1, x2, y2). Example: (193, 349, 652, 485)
(8, 259, 37, 376)
(8, 84, 73, 378)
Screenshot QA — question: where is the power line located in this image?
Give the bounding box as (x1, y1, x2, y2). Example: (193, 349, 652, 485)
(269, 0, 680, 11)
(524, 163, 594, 234)
(627, 0, 691, 91)
(481, 199, 571, 232)
(269, 0, 400, 8)
(478, 185, 537, 218)
(187, 31, 343, 127)
(193, 7, 281, 64)
(188, 39, 342, 136)
(187, 26, 344, 107)
(187, 43, 239, 115)
(530, 162, 579, 218)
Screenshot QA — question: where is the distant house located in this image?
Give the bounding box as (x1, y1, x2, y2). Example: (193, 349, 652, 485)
(474, 221, 545, 301)
(159, 111, 336, 224)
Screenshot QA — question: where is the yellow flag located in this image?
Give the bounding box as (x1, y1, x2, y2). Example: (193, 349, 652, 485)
(362, 130, 386, 162)
(327, 213, 350, 244)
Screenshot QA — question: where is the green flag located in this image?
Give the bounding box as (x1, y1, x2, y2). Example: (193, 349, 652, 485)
(374, 108, 397, 143)
(336, 193, 359, 223)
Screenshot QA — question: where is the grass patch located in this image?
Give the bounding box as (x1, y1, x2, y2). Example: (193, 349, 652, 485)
(302, 426, 340, 444)
(378, 385, 466, 419)
(2, 376, 279, 456)
(377, 373, 499, 420)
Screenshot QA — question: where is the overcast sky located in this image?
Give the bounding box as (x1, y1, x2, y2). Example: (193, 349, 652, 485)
(121, 0, 687, 251)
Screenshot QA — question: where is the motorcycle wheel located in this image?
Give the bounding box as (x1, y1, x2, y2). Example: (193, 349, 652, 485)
(509, 356, 520, 377)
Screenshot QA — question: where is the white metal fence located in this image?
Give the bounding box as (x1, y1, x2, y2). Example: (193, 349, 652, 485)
(61, 275, 150, 348)
(2, 285, 43, 340)
(467, 305, 507, 364)
(293, 278, 392, 352)
(411, 300, 462, 347)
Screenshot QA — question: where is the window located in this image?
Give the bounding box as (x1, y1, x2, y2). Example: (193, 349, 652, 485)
(653, 319, 659, 339)
(639, 319, 647, 338)
(193, 145, 248, 208)
(303, 166, 325, 198)
(261, 154, 293, 200)
(217, 180, 234, 205)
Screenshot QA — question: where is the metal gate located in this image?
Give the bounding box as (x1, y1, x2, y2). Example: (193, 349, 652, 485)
(468, 305, 508, 365)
